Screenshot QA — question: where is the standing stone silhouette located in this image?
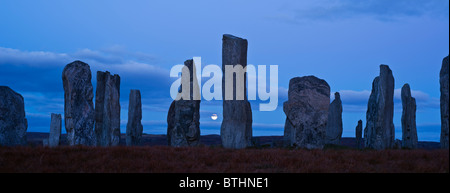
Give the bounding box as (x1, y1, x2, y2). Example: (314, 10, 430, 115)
(401, 84, 417, 149)
(167, 59, 201, 147)
(440, 55, 449, 149)
(0, 86, 28, 146)
(283, 76, 330, 149)
(94, 71, 121, 146)
(62, 60, 95, 146)
(325, 92, 343, 145)
(355, 120, 363, 149)
(220, 34, 252, 149)
(364, 65, 395, 150)
(126, 89, 143, 146)
(49, 113, 62, 147)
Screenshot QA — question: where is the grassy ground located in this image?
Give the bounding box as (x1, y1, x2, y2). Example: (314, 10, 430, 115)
(0, 146, 448, 173)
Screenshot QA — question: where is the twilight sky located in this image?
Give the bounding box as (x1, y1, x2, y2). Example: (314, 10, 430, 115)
(0, 0, 448, 141)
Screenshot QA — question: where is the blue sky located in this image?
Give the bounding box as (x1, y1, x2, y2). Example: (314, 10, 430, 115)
(0, 0, 448, 141)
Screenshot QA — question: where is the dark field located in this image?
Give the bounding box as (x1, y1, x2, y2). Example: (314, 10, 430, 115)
(0, 132, 447, 173)
(25, 132, 442, 149)
(0, 145, 448, 173)
(0, 130, 449, 173)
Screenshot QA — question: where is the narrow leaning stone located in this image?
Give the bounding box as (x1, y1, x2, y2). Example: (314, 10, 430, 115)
(220, 34, 252, 149)
(364, 64, 395, 150)
(325, 92, 343, 145)
(355, 120, 363, 149)
(401, 84, 418, 149)
(94, 71, 121, 147)
(167, 59, 201, 147)
(49, 113, 62, 147)
(440, 55, 449, 149)
(126, 89, 143, 146)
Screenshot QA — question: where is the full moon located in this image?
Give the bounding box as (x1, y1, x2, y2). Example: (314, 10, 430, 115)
(211, 113, 218, 120)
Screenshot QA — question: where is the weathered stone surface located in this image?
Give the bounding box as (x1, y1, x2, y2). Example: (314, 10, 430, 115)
(94, 71, 121, 147)
(0, 86, 27, 146)
(62, 60, 95, 146)
(49, 113, 62, 147)
(393, 139, 402, 149)
(364, 65, 395, 150)
(325, 92, 343, 145)
(221, 34, 252, 149)
(355, 120, 363, 149)
(283, 76, 330, 149)
(401, 84, 418, 149)
(440, 56, 449, 149)
(167, 59, 201, 147)
(126, 89, 143, 146)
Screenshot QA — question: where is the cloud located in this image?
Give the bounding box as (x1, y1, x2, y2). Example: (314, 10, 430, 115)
(0, 47, 71, 67)
(331, 88, 439, 113)
(0, 46, 174, 133)
(394, 88, 440, 110)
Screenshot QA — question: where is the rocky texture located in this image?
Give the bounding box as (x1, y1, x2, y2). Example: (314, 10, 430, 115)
(0, 86, 28, 146)
(49, 113, 62, 147)
(126, 89, 143, 146)
(167, 59, 201, 147)
(94, 71, 121, 147)
(440, 56, 449, 149)
(325, 92, 343, 145)
(401, 84, 418, 149)
(220, 34, 252, 149)
(364, 65, 395, 150)
(283, 76, 330, 149)
(355, 120, 363, 149)
(62, 60, 95, 146)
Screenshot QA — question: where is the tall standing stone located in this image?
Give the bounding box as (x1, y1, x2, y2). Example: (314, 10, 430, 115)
(355, 120, 363, 149)
(401, 84, 418, 149)
(94, 71, 121, 146)
(220, 34, 252, 149)
(283, 76, 330, 149)
(325, 92, 343, 145)
(440, 56, 449, 149)
(49, 113, 62, 147)
(126, 89, 143, 146)
(364, 65, 395, 150)
(62, 60, 95, 146)
(0, 86, 27, 146)
(167, 59, 201, 147)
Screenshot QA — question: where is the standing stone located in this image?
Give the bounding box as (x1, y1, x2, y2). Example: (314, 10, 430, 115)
(167, 59, 201, 147)
(42, 139, 49, 147)
(325, 92, 343, 145)
(62, 60, 95, 146)
(355, 120, 363, 149)
(401, 84, 418, 149)
(126, 89, 143, 146)
(364, 65, 395, 150)
(440, 56, 449, 149)
(49, 113, 62, 147)
(0, 86, 27, 146)
(94, 71, 121, 146)
(220, 34, 252, 149)
(283, 76, 330, 149)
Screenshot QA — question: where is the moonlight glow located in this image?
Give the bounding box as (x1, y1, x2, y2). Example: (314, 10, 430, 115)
(211, 113, 218, 120)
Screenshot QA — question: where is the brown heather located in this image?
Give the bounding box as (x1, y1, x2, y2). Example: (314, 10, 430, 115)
(0, 146, 448, 173)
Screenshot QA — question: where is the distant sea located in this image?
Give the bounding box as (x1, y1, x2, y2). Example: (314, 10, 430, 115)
(26, 124, 442, 142)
